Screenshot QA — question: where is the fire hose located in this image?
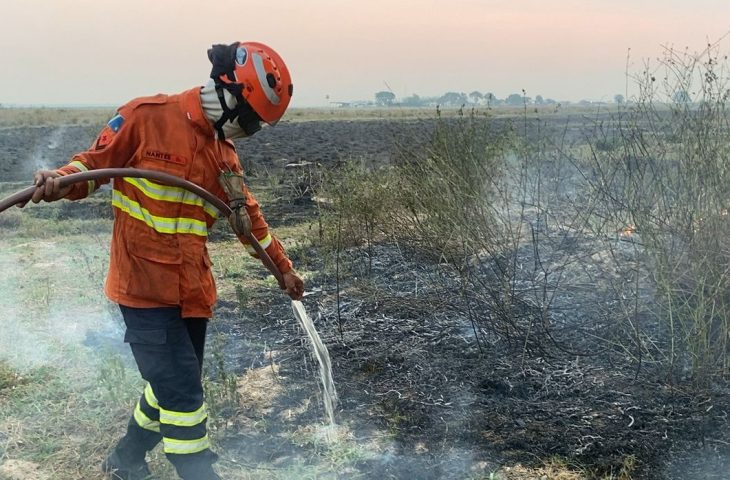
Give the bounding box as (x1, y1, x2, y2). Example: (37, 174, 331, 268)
(0, 168, 285, 288)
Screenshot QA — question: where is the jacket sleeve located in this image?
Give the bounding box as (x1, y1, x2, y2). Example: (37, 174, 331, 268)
(216, 157, 292, 275)
(239, 183, 293, 275)
(55, 108, 139, 200)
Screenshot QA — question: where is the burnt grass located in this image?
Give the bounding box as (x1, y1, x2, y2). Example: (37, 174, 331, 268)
(2, 115, 730, 479)
(213, 236, 730, 479)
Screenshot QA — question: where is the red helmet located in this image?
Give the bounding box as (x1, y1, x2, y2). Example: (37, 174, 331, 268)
(209, 41, 293, 127)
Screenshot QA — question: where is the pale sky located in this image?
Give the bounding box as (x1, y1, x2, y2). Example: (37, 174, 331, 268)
(1, 0, 730, 107)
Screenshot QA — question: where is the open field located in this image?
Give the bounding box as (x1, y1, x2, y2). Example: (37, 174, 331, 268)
(0, 104, 616, 128)
(0, 106, 729, 480)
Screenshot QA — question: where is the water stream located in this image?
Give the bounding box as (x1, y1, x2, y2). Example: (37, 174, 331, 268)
(291, 300, 338, 426)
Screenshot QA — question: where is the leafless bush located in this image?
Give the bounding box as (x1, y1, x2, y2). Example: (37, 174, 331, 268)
(319, 111, 576, 354)
(580, 41, 730, 381)
(389, 110, 511, 263)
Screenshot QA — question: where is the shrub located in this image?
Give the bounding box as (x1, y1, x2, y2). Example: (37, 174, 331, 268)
(583, 42, 730, 381)
(388, 110, 514, 264)
(318, 111, 557, 351)
(318, 159, 394, 274)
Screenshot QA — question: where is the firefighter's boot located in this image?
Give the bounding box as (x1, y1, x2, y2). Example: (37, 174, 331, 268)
(102, 422, 159, 479)
(101, 450, 152, 480)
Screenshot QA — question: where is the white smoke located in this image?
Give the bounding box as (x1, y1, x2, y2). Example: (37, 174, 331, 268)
(0, 239, 128, 375)
(29, 126, 66, 171)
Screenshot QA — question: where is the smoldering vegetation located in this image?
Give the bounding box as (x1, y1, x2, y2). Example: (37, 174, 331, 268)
(305, 45, 730, 479)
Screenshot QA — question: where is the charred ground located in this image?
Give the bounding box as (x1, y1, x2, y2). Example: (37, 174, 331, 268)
(1, 112, 729, 479)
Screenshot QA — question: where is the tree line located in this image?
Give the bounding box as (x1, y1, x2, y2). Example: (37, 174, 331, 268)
(371, 91, 666, 107)
(374, 90, 561, 107)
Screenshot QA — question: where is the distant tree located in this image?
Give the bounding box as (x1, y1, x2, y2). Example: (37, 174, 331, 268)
(535, 95, 545, 105)
(614, 94, 625, 104)
(375, 91, 396, 106)
(439, 91, 468, 106)
(483, 92, 501, 106)
(401, 94, 423, 107)
(544, 98, 557, 105)
(469, 91, 483, 104)
(505, 93, 524, 106)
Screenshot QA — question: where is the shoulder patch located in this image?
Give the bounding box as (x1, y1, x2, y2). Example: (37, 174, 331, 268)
(107, 113, 125, 132)
(95, 113, 125, 150)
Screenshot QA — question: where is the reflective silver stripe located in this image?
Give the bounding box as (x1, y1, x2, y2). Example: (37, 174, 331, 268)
(144, 383, 159, 409)
(134, 402, 160, 432)
(112, 190, 208, 237)
(69, 160, 96, 194)
(244, 233, 272, 254)
(123, 177, 219, 219)
(252, 52, 280, 106)
(163, 435, 210, 455)
(159, 404, 208, 427)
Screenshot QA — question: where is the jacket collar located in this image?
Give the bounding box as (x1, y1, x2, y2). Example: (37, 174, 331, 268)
(181, 87, 216, 138)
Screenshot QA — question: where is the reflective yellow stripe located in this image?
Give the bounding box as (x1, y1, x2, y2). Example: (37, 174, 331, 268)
(69, 160, 88, 172)
(258, 233, 272, 249)
(112, 190, 208, 237)
(134, 402, 160, 432)
(144, 383, 159, 409)
(68, 160, 96, 194)
(244, 233, 272, 254)
(123, 177, 219, 219)
(159, 404, 208, 427)
(163, 434, 210, 455)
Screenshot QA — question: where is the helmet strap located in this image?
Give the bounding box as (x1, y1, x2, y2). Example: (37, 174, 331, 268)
(212, 83, 237, 140)
(212, 82, 262, 140)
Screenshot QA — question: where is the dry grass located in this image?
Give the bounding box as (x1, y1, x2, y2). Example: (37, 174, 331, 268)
(0, 459, 52, 480)
(236, 362, 283, 415)
(493, 455, 636, 480)
(283, 104, 605, 122)
(0, 365, 143, 479)
(497, 463, 586, 480)
(0, 107, 115, 128)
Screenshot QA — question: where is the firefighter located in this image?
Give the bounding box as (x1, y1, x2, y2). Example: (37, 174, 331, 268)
(23, 42, 304, 480)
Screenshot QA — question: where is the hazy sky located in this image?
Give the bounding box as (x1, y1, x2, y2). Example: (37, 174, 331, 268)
(2, 0, 730, 107)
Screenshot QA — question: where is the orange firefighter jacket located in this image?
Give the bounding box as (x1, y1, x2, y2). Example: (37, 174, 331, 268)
(56, 88, 292, 318)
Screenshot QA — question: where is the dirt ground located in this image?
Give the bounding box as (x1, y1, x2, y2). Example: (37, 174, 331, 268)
(0, 119, 427, 182)
(0, 114, 729, 479)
